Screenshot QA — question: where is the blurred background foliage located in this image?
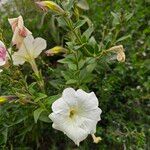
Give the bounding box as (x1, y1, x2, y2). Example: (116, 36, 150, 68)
(0, 0, 149, 149)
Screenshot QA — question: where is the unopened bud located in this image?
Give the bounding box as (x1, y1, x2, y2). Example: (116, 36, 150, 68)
(0, 97, 7, 104)
(36, 1, 65, 15)
(45, 46, 66, 56)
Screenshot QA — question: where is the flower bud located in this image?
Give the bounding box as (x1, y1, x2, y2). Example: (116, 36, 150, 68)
(45, 46, 66, 56)
(36, 1, 65, 15)
(0, 97, 7, 104)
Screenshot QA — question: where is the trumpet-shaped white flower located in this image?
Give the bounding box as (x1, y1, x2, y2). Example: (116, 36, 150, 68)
(8, 16, 32, 48)
(0, 41, 7, 72)
(12, 35, 46, 65)
(49, 88, 102, 146)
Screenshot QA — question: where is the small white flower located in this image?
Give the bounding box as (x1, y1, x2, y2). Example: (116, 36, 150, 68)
(49, 88, 102, 146)
(12, 35, 46, 65)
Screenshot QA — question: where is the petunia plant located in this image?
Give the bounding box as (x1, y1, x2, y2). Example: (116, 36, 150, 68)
(0, 0, 129, 148)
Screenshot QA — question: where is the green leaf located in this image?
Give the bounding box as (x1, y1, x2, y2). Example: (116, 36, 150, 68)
(78, 59, 85, 69)
(62, 0, 74, 11)
(2, 128, 8, 144)
(58, 54, 75, 64)
(111, 12, 120, 25)
(89, 36, 97, 46)
(77, 0, 89, 10)
(34, 93, 47, 102)
(45, 94, 61, 106)
(66, 79, 77, 84)
(68, 63, 77, 70)
(125, 13, 133, 21)
(33, 108, 44, 123)
(86, 62, 97, 73)
(39, 112, 51, 123)
(79, 69, 94, 83)
(82, 26, 94, 40)
(116, 34, 131, 43)
(74, 19, 87, 30)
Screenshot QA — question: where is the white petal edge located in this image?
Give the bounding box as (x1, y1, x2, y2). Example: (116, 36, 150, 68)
(32, 37, 47, 58)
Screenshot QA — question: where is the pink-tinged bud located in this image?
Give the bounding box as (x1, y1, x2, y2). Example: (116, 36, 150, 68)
(8, 16, 32, 48)
(0, 41, 7, 66)
(36, 1, 65, 15)
(45, 46, 66, 56)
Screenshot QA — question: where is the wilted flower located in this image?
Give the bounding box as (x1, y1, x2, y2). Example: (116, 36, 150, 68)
(49, 88, 102, 146)
(8, 16, 32, 48)
(12, 35, 46, 66)
(91, 134, 102, 143)
(45, 46, 66, 56)
(36, 1, 65, 14)
(116, 49, 125, 62)
(0, 40, 7, 72)
(107, 45, 125, 62)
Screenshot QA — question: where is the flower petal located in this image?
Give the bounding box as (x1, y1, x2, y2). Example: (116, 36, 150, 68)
(0, 41, 5, 48)
(0, 59, 6, 66)
(50, 113, 88, 146)
(20, 34, 34, 53)
(32, 37, 47, 58)
(12, 52, 26, 65)
(76, 89, 99, 110)
(8, 18, 18, 31)
(51, 98, 69, 114)
(8, 15, 32, 48)
(74, 115, 97, 134)
(64, 121, 88, 146)
(17, 16, 24, 29)
(62, 88, 78, 107)
(12, 27, 24, 47)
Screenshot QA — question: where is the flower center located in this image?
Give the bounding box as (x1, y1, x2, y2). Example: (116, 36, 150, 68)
(69, 108, 76, 119)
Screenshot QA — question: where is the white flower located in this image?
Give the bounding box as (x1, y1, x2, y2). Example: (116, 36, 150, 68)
(8, 15, 32, 48)
(49, 88, 102, 146)
(12, 35, 46, 65)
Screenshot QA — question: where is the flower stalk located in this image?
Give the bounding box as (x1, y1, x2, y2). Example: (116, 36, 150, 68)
(30, 59, 45, 93)
(63, 17, 93, 56)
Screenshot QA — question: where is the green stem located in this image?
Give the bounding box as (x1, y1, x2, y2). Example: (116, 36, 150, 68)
(30, 59, 45, 93)
(63, 17, 93, 56)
